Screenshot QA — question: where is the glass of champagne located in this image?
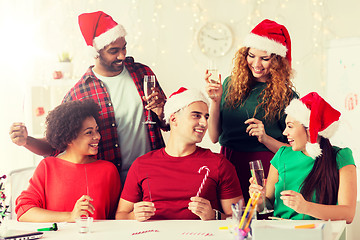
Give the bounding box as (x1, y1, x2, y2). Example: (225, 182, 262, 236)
(207, 60, 220, 98)
(143, 75, 156, 124)
(249, 160, 273, 214)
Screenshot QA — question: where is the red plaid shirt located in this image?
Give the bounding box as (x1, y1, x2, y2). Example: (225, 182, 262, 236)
(60, 56, 167, 171)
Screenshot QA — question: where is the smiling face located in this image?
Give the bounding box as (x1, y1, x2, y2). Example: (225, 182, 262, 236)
(68, 116, 101, 156)
(172, 101, 209, 145)
(246, 48, 272, 82)
(95, 37, 127, 77)
(283, 115, 309, 153)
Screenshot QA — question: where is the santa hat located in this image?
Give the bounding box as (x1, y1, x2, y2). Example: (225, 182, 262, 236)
(285, 92, 341, 159)
(78, 11, 127, 56)
(244, 19, 292, 65)
(164, 87, 209, 124)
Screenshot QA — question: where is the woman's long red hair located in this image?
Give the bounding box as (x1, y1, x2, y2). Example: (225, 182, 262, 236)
(224, 47, 295, 122)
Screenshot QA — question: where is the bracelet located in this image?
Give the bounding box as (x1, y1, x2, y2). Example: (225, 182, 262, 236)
(213, 209, 221, 220)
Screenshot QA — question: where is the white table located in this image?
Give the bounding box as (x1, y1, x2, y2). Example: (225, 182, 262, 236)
(1, 220, 233, 240)
(1, 219, 347, 240)
(251, 220, 346, 240)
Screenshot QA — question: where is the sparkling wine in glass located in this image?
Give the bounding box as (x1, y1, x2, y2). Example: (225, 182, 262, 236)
(207, 60, 220, 98)
(143, 75, 156, 124)
(208, 69, 219, 84)
(249, 160, 273, 215)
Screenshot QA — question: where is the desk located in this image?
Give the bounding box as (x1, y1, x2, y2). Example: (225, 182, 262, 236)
(1, 219, 346, 240)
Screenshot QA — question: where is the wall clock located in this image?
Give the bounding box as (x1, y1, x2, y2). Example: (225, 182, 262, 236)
(197, 22, 233, 58)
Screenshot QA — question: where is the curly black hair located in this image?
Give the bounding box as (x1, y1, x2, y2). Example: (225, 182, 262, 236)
(45, 99, 101, 152)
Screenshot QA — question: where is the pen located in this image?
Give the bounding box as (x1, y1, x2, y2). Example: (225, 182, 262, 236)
(238, 196, 252, 229)
(231, 203, 239, 220)
(243, 192, 261, 230)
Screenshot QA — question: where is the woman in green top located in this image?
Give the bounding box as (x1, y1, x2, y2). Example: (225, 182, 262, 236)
(205, 19, 297, 202)
(249, 92, 357, 223)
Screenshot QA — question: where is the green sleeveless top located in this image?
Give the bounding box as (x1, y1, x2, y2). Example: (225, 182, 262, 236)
(271, 146, 355, 220)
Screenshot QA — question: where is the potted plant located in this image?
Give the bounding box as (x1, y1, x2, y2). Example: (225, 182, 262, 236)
(58, 52, 72, 63)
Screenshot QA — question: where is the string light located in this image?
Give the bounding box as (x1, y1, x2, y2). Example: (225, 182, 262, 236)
(127, 0, 335, 90)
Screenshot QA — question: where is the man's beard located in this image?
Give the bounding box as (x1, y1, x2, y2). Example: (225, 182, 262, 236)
(99, 54, 124, 73)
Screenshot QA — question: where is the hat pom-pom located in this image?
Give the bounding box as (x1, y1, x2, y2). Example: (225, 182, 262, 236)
(306, 142, 322, 159)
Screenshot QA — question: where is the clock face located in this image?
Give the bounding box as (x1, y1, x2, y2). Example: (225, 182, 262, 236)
(197, 22, 233, 58)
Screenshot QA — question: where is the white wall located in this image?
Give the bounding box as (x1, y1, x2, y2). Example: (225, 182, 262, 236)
(1, 0, 360, 181)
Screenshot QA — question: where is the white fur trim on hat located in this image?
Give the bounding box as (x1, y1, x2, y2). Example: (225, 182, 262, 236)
(318, 120, 340, 139)
(306, 142, 322, 159)
(244, 33, 287, 57)
(93, 24, 127, 52)
(164, 89, 209, 124)
(286, 98, 340, 140)
(87, 45, 100, 58)
(285, 99, 311, 127)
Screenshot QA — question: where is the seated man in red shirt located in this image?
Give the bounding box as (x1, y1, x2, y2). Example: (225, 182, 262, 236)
(116, 87, 243, 221)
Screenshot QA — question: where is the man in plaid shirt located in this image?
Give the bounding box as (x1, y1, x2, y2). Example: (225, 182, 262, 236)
(9, 11, 168, 184)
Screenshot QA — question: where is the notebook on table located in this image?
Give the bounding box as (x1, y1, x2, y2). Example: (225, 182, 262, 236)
(0, 230, 43, 240)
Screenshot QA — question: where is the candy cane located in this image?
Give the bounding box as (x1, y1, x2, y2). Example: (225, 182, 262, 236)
(196, 166, 210, 197)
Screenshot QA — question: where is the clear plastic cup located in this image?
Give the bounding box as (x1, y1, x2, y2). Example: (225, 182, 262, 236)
(75, 216, 93, 234)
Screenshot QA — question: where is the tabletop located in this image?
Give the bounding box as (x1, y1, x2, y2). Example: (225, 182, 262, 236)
(0, 219, 347, 240)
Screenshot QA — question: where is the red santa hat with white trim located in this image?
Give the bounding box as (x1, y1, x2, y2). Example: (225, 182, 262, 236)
(164, 87, 209, 124)
(244, 19, 292, 66)
(285, 92, 341, 159)
(78, 11, 127, 57)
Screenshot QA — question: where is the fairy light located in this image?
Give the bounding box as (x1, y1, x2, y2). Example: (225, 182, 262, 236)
(126, 0, 336, 93)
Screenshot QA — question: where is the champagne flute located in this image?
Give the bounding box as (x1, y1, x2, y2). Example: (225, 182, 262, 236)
(143, 75, 156, 124)
(207, 60, 220, 98)
(249, 160, 273, 214)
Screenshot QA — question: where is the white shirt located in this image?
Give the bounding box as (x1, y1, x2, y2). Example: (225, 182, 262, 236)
(94, 67, 151, 184)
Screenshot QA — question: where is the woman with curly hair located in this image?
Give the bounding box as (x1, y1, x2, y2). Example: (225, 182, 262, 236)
(205, 19, 297, 202)
(16, 99, 121, 222)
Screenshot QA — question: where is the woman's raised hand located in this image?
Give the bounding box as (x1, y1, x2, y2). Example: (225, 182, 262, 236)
(205, 70, 222, 102)
(245, 118, 268, 143)
(249, 177, 265, 207)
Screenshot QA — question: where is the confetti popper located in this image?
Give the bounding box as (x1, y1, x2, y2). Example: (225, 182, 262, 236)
(196, 166, 210, 197)
(84, 166, 89, 196)
(147, 174, 153, 202)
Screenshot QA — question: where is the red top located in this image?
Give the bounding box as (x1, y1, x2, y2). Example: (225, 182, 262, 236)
(15, 157, 121, 220)
(121, 147, 242, 220)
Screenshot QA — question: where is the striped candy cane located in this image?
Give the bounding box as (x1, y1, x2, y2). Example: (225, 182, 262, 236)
(196, 166, 210, 197)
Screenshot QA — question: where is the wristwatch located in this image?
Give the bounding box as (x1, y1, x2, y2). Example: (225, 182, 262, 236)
(213, 209, 221, 220)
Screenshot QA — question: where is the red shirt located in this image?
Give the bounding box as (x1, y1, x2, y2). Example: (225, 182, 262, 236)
(59, 57, 168, 172)
(15, 157, 121, 220)
(121, 147, 242, 220)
